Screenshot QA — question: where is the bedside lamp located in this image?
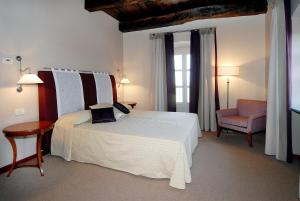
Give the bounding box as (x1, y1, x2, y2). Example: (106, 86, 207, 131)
(118, 76, 130, 87)
(120, 77, 130, 84)
(16, 56, 43, 92)
(218, 66, 240, 108)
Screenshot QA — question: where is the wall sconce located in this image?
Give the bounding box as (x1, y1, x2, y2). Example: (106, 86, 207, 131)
(16, 56, 43, 92)
(218, 66, 240, 108)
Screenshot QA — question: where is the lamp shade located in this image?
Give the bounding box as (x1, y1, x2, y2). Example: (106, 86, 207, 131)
(218, 66, 240, 76)
(17, 73, 44, 85)
(120, 77, 130, 84)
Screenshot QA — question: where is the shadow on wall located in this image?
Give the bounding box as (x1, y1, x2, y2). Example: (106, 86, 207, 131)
(237, 58, 267, 100)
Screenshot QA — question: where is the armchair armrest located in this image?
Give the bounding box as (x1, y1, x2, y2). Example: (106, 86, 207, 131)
(216, 108, 238, 125)
(247, 113, 266, 133)
(249, 113, 266, 121)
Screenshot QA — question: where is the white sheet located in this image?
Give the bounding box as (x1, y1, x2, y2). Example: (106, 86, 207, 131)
(93, 72, 113, 104)
(51, 110, 201, 189)
(52, 69, 84, 116)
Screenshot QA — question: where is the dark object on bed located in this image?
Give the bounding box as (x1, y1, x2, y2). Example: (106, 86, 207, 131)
(91, 107, 116, 123)
(113, 102, 130, 114)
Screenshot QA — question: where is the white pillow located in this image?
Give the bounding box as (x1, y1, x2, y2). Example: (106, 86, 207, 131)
(89, 103, 112, 109)
(113, 107, 128, 121)
(56, 110, 91, 127)
(73, 110, 91, 125)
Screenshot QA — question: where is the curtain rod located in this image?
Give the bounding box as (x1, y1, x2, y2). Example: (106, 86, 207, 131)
(42, 67, 101, 73)
(149, 26, 216, 39)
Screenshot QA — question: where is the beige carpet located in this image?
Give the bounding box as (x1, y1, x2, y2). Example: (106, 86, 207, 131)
(0, 132, 299, 201)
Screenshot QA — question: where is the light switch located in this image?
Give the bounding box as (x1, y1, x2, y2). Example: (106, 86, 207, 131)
(2, 57, 14, 65)
(15, 108, 25, 116)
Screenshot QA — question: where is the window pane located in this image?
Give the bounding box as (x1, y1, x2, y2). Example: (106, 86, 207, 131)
(174, 55, 182, 70)
(176, 87, 183, 103)
(186, 70, 190, 86)
(186, 54, 190, 70)
(187, 88, 190, 103)
(175, 71, 183, 86)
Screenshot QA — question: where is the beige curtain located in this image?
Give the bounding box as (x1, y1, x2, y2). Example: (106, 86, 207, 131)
(265, 0, 287, 161)
(197, 29, 217, 132)
(150, 34, 167, 111)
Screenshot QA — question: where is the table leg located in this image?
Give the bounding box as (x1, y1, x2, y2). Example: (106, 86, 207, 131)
(36, 135, 44, 163)
(6, 136, 17, 177)
(36, 132, 44, 176)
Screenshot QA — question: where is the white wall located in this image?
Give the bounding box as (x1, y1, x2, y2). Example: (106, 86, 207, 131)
(123, 15, 266, 110)
(0, 0, 123, 168)
(292, 0, 300, 111)
(291, 1, 300, 197)
(291, 0, 300, 156)
(292, 112, 300, 155)
(265, 3, 273, 93)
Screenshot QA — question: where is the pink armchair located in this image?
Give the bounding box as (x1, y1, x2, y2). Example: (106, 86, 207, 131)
(216, 99, 267, 147)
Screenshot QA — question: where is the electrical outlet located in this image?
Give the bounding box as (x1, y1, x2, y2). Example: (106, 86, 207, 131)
(15, 108, 25, 116)
(2, 57, 14, 65)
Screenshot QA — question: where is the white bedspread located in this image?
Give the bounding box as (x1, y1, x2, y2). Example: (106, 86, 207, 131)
(51, 110, 201, 189)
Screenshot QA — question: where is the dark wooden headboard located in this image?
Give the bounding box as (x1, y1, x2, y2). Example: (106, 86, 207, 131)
(37, 70, 117, 153)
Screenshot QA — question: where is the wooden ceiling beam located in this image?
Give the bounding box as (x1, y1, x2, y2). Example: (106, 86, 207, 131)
(119, 3, 268, 32)
(84, 0, 268, 32)
(85, 0, 139, 11)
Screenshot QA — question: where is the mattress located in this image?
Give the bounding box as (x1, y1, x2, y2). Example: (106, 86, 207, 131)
(51, 110, 201, 189)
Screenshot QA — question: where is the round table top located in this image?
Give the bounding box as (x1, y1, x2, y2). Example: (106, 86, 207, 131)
(3, 121, 53, 136)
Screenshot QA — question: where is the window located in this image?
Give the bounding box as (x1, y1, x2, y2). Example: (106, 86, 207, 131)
(174, 52, 190, 104)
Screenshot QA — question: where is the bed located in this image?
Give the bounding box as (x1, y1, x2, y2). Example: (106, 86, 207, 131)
(38, 69, 201, 189)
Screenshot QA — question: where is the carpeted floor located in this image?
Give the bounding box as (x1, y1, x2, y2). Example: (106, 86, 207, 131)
(0, 132, 299, 201)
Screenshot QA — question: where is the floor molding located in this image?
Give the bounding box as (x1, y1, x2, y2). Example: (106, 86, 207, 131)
(294, 154, 300, 161)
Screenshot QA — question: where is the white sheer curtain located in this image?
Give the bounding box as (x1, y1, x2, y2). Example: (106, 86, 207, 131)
(151, 34, 167, 111)
(93, 72, 113, 104)
(52, 69, 84, 117)
(198, 29, 217, 132)
(265, 0, 287, 161)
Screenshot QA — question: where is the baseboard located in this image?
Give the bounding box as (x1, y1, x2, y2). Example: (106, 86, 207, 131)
(0, 152, 48, 175)
(294, 154, 300, 161)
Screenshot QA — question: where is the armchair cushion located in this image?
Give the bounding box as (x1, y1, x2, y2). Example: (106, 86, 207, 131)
(248, 113, 266, 121)
(221, 116, 248, 128)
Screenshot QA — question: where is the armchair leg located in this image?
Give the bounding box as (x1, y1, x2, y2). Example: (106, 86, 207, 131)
(217, 127, 222, 137)
(247, 133, 253, 147)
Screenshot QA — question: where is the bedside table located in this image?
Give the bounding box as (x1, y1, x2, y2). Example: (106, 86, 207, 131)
(121, 101, 137, 109)
(2, 121, 54, 177)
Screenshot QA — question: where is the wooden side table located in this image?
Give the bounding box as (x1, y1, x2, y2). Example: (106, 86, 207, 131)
(121, 101, 137, 109)
(2, 121, 54, 177)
